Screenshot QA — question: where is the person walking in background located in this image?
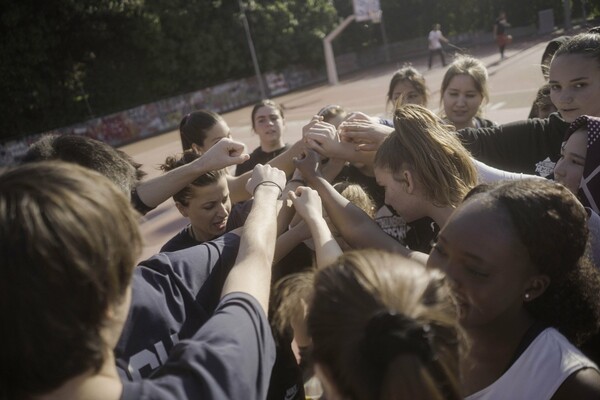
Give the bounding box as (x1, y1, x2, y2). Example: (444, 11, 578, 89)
(494, 11, 511, 59)
(428, 23, 448, 70)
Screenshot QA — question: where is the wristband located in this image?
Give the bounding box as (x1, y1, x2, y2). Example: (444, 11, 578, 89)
(253, 180, 283, 198)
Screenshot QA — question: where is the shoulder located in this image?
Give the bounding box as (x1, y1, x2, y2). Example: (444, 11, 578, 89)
(552, 368, 600, 400)
(475, 116, 497, 128)
(142, 232, 241, 272)
(146, 292, 275, 398)
(159, 228, 197, 253)
(250, 146, 266, 156)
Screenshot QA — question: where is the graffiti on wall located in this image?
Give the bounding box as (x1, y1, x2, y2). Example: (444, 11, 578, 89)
(0, 65, 326, 166)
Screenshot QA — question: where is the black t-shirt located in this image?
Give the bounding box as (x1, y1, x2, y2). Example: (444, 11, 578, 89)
(334, 164, 385, 209)
(115, 233, 241, 380)
(495, 18, 507, 35)
(121, 292, 275, 399)
(160, 214, 243, 253)
(457, 113, 568, 175)
(235, 144, 290, 176)
(159, 227, 200, 252)
(130, 187, 155, 215)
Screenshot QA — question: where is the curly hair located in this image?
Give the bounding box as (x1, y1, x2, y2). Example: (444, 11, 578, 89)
(375, 104, 477, 208)
(271, 271, 315, 338)
(160, 149, 226, 206)
(465, 179, 600, 344)
(333, 181, 376, 218)
(308, 249, 463, 400)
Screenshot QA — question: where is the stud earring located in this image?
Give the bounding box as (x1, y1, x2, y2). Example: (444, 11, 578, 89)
(524, 293, 531, 300)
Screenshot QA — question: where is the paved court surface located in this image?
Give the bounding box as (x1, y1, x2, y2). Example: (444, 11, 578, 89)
(121, 34, 556, 261)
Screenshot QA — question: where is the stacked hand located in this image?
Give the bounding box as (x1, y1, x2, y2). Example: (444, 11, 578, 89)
(293, 149, 323, 184)
(245, 164, 287, 197)
(339, 112, 393, 152)
(287, 186, 323, 224)
(199, 137, 250, 170)
(304, 120, 340, 158)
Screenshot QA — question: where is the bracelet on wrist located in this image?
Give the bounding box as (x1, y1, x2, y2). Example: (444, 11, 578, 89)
(253, 180, 283, 198)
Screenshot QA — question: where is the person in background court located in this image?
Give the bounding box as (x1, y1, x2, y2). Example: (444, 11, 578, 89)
(428, 23, 448, 69)
(493, 11, 511, 59)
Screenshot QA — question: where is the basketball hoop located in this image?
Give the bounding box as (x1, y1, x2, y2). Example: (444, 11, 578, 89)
(369, 10, 382, 24)
(353, 0, 381, 22)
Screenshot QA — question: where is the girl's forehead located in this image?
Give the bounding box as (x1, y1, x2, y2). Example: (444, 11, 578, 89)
(550, 54, 598, 79)
(254, 106, 280, 117)
(448, 74, 477, 89)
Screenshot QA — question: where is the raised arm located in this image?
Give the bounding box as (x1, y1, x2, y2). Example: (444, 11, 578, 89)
(287, 186, 342, 269)
(135, 138, 249, 209)
(304, 120, 376, 167)
(473, 158, 541, 183)
(294, 150, 412, 258)
(227, 138, 306, 204)
(221, 164, 287, 312)
(456, 114, 566, 174)
(339, 112, 394, 152)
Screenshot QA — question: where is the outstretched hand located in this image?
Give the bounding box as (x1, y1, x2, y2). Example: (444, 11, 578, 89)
(245, 164, 287, 197)
(293, 149, 323, 184)
(339, 114, 393, 152)
(302, 115, 324, 138)
(304, 121, 341, 158)
(199, 137, 250, 170)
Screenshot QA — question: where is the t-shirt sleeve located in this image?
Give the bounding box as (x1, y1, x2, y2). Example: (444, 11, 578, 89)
(115, 233, 241, 381)
(130, 186, 155, 215)
(141, 233, 240, 297)
(457, 114, 567, 174)
(120, 292, 276, 400)
(378, 117, 394, 128)
(474, 158, 540, 183)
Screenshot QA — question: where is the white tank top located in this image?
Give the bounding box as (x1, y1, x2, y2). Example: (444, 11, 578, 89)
(466, 327, 598, 400)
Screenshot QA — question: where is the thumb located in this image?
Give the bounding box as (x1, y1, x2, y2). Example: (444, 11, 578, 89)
(232, 154, 250, 164)
(356, 143, 376, 152)
(287, 190, 298, 202)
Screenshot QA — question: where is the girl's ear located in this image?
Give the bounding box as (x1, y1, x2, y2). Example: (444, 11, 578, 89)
(403, 169, 416, 194)
(524, 274, 550, 302)
(175, 202, 189, 218)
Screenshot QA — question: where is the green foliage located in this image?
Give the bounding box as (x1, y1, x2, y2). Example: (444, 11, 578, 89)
(0, 0, 337, 140)
(0, 0, 585, 141)
(332, 0, 566, 52)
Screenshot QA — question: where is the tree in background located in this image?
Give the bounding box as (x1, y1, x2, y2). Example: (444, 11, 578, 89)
(0, 0, 337, 141)
(331, 0, 576, 54)
(0, 0, 596, 142)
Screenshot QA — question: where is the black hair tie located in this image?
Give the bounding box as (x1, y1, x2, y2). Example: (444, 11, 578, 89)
(364, 310, 434, 367)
